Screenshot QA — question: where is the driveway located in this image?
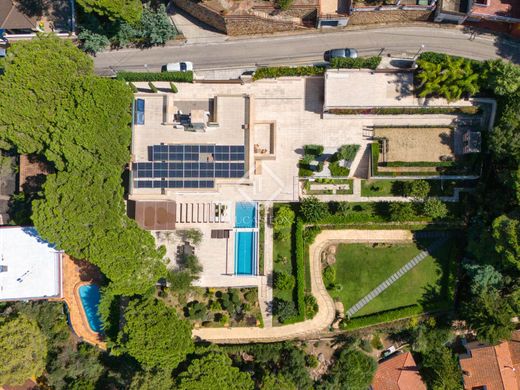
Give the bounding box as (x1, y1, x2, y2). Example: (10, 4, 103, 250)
(94, 26, 520, 74)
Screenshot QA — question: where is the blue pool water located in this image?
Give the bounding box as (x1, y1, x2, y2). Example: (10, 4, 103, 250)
(78, 284, 103, 334)
(235, 202, 256, 228)
(235, 232, 255, 275)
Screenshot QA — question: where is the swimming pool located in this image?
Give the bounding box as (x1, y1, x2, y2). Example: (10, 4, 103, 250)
(234, 202, 258, 275)
(78, 284, 103, 334)
(235, 202, 256, 228)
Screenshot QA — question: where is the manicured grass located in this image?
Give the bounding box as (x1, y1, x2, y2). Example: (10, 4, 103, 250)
(330, 237, 456, 318)
(360, 179, 462, 197)
(273, 226, 294, 304)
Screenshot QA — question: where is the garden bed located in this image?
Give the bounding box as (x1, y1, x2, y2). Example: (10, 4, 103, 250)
(360, 179, 475, 197)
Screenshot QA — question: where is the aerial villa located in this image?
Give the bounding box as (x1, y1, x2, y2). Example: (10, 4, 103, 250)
(128, 89, 270, 287)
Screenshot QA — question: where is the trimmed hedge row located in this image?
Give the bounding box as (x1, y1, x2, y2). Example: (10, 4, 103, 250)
(116, 71, 194, 82)
(343, 305, 424, 330)
(253, 66, 326, 80)
(384, 161, 455, 167)
(328, 106, 480, 115)
(330, 56, 382, 70)
(294, 219, 306, 320)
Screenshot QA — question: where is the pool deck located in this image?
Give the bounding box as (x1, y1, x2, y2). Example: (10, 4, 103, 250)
(52, 255, 106, 349)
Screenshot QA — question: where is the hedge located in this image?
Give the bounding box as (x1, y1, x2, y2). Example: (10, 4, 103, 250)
(371, 142, 380, 176)
(304, 144, 324, 156)
(253, 66, 326, 80)
(328, 106, 480, 115)
(283, 219, 306, 324)
(343, 305, 424, 330)
(329, 161, 350, 177)
(383, 161, 456, 167)
(116, 71, 194, 82)
(330, 56, 382, 70)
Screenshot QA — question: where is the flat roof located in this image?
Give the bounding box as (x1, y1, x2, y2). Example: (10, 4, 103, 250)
(0, 227, 62, 300)
(324, 70, 417, 110)
(128, 200, 176, 230)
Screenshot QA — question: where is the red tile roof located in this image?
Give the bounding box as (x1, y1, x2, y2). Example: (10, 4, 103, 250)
(471, 0, 520, 20)
(459, 331, 520, 390)
(372, 352, 427, 390)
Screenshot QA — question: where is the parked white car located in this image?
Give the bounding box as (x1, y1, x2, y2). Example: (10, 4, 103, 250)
(163, 61, 193, 72)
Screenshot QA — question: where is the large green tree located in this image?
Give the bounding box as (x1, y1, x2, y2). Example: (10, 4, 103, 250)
(119, 297, 194, 370)
(420, 347, 463, 390)
(492, 215, 520, 270)
(0, 35, 167, 295)
(0, 315, 47, 386)
(176, 352, 254, 390)
(320, 349, 376, 390)
(77, 0, 142, 24)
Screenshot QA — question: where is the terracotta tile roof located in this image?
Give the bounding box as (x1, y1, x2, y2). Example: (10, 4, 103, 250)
(471, 0, 520, 20)
(0, 1, 36, 30)
(372, 352, 427, 390)
(459, 331, 520, 390)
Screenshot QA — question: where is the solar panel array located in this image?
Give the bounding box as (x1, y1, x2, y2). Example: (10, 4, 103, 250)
(133, 144, 246, 189)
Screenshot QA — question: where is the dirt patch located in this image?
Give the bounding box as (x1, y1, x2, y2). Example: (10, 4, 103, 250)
(374, 127, 454, 162)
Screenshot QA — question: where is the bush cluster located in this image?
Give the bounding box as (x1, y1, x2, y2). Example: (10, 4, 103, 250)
(253, 66, 326, 80)
(342, 305, 424, 330)
(330, 56, 382, 70)
(116, 71, 194, 82)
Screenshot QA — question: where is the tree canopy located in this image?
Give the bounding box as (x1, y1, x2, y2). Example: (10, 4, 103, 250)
(0, 315, 47, 386)
(0, 35, 167, 295)
(119, 297, 194, 370)
(320, 349, 376, 390)
(77, 0, 142, 24)
(176, 352, 254, 390)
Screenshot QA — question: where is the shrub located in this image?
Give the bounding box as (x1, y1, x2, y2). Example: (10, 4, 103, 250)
(329, 106, 481, 115)
(335, 201, 350, 215)
(336, 144, 360, 161)
(148, 82, 158, 93)
(253, 66, 325, 81)
(170, 82, 178, 93)
(129, 82, 138, 93)
(300, 197, 329, 222)
(329, 161, 350, 177)
(303, 144, 324, 156)
(304, 294, 318, 319)
(276, 0, 294, 10)
(371, 333, 383, 349)
(140, 5, 177, 46)
(344, 305, 424, 330)
(389, 202, 416, 222)
(404, 180, 430, 199)
(305, 354, 319, 368)
(116, 71, 193, 82)
(294, 220, 306, 319)
(423, 198, 448, 219)
(274, 206, 295, 240)
(330, 56, 382, 70)
(360, 339, 373, 353)
(274, 271, 296, 291)
(77, 28, 110, 54)
(317, 161, 324, 172)
(244, 290, 258, 304)
(298, 166, 314, 177)
(273, 298, 298, 323)
(185, 301, 207, 320)
(323, 266, 336, 288)
(371, 143, 380, 176)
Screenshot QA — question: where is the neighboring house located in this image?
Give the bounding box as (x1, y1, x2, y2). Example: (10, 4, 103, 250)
(317, 0, 437, 28)
(0, 0, 75, 40)
(371, 352, 427, 390)
(0, 226, 63, 301)
(435, 0, 520, 35)
(459, 331, 520, 390)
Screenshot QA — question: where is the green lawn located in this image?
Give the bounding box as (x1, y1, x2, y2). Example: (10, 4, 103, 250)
(360, 179, 461, 197)
(329, 237, 456, 318)
(273, 226, 294, 305)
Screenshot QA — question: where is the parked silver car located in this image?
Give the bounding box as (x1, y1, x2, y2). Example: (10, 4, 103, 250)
(324, 48, 358, 62)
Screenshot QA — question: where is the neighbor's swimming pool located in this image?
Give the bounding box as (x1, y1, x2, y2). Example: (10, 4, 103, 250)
(78, 284, 103, 334)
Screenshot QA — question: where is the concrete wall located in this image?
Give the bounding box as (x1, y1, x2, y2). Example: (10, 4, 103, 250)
(348, 9, 432, 24)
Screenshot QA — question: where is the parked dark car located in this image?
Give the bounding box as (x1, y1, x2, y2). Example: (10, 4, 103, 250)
(324, 48, 358, 62)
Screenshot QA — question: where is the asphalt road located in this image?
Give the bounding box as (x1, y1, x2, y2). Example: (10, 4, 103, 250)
(94, 26, 520, 74)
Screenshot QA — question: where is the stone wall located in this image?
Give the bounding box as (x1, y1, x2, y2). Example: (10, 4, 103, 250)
(225, 15, 305, 35)
(348, 9, 432, 24)
(173, 0, 227, 33)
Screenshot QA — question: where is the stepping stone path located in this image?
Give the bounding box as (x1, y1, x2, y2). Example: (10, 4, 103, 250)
(346, 234, 450, 318)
